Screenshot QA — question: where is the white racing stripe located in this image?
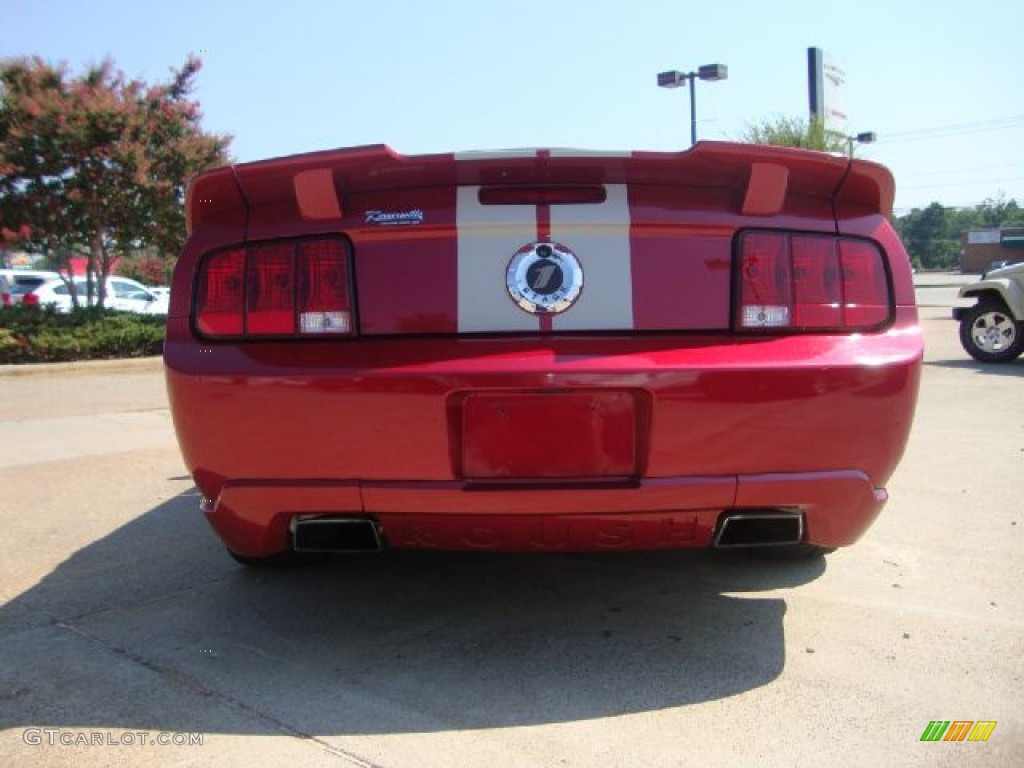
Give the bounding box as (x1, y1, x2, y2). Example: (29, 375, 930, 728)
(456, 186, 538, 332)
(455, 152, 633, 333)
(550, 184, 632, 331)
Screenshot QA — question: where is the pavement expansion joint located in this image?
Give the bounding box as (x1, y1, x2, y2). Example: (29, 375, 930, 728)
(50, 619, 384, 767)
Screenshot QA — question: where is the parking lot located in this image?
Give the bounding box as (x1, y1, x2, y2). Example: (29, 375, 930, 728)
(0, 284, 1021, 767)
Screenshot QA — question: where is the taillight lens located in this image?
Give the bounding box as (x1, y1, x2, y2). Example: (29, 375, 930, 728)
(246, 243, 295, 335)
(298, 239, 352, 333)
(839, 239, 890, 328)
(792, 236, 843, 328)
(22, 292, 39, 306)
(196, 250, 244, 335)
(195, 238, 355, 338)
(738, 232, 792, 328)
(737, 231, 890, 332)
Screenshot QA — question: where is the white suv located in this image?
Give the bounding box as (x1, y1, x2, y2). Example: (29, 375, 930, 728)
(0, 269, 61, 306)
(22, 276, 169, 315)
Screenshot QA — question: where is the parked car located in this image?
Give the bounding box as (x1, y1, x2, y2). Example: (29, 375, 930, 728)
(165, 142, 922, 565)
(21, 275, 169, 314)
(0, 269, 60, 306)
(954, 261, 1024, 362)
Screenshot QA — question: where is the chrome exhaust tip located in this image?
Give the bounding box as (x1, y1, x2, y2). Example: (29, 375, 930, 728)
(292, 516, 383, 553)
(713, 511, 804, 548)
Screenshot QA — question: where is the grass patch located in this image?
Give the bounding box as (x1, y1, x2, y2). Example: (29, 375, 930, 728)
(0, 305, 165, 364)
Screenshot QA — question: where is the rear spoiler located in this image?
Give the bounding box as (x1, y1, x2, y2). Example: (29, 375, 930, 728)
(186, 141, 895, 235)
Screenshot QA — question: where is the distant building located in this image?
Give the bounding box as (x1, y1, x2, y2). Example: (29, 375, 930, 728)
(1, 250, 45, 269)
(960, 227, 1024, 273)
(0, 251, 120, 276)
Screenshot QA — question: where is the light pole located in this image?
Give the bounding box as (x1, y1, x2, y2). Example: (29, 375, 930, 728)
(657, 64, 728, 146)
(847, 131, 877, 157)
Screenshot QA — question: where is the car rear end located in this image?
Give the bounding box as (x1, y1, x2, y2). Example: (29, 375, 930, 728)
(164, 142, 922, 560)
(1, 271, 59, 307)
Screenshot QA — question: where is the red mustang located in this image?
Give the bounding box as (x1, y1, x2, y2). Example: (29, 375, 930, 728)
(164, 142, 921, 564)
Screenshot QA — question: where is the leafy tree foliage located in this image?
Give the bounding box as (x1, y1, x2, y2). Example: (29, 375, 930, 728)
(895, 194, 1024, 269)
(116, 249, 174, 286)
(975, 193, 1023, 229)
(740, 115, 849, 153)
(896, 203, 958, 269)
(0, 55, 230, 306)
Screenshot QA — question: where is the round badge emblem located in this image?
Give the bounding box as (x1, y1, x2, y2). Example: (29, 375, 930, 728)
(506, 241, 583, 315)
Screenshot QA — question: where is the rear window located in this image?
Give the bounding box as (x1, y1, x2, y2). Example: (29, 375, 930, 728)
(11, 280, 47, 296)
(12, 276, 48, 289)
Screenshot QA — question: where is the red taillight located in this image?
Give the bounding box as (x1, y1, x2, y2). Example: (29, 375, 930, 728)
(738, 232, 792, 328)
(246, 243, 295, 335)
(195, 238, 354, 338)
(196, 250, 244, 336)
(839, 239, 890, 328)
(22, 292, 40, 306)
(792, 236, 842, 328)
(737, 231, 890, 332)
(298, 239, 352, 333)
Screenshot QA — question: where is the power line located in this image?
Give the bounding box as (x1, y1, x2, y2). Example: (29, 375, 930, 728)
(905, 117, 1023, 135)
(893, 201, 1021, 214)
(877, 115, 1024, 143)
(898, 162, 1024, 179)
(900, 175, 1024, 191)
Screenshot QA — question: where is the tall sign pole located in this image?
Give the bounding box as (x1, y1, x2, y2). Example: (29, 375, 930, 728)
(807, 47, 847, 135)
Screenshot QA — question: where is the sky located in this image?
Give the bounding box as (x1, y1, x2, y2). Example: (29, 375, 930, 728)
(5, 0, 1024, 214)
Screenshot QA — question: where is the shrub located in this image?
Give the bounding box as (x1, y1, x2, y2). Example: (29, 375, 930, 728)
(0, 305, 164, 364)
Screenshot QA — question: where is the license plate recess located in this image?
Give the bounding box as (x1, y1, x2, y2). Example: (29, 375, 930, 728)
(461, 391, 637, 480)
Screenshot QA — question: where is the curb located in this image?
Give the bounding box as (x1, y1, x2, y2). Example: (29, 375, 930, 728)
(0, 356, 164, 378)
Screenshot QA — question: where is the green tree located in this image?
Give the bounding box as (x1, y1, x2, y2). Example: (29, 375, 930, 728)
(116, 249, 174, 285)
(977, 193, 1024, 228)
(895, 197, 1023, 270)
(739, 115, 849, 153)
(896, 203, 959, 269)
(0, 55, 230, 307)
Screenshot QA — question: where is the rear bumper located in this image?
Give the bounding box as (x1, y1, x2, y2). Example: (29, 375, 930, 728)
(169, 309, 921, 556)
(204, 470, 886, 556)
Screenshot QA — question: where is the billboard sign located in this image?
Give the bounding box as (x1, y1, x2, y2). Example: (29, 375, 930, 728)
(808, 47, 848, 134)
(967, 230, 1001, 245)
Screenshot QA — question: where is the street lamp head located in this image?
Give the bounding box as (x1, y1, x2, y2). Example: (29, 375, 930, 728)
(697, 64, 728, 81)
(846, 131, 878, 157)
(657, 63, 729, 146)
(657, 70, 687, 89)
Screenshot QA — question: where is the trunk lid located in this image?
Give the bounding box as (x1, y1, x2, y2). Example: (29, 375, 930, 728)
(187, 142, 894, 335)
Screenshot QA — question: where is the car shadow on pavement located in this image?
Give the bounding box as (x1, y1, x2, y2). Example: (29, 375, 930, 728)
(1, 489, 824, 738)
(924, 358, 1024, 377)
